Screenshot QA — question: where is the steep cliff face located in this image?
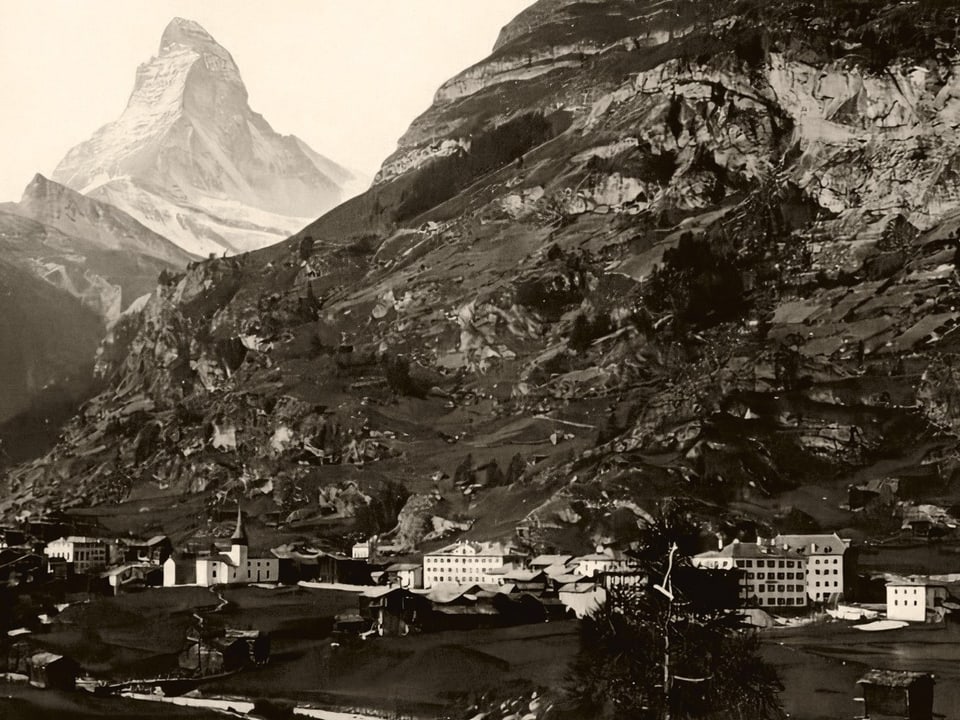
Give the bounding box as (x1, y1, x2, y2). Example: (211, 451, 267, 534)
(10, 1, 960, 552)
(53, 18, 362, 257)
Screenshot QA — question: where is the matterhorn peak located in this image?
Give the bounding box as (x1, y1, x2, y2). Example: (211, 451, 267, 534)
(160, 17, 221, 54)
(52, 17, 359, 257)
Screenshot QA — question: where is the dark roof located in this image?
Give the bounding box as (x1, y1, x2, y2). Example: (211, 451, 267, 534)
(697, 542, 799, 560)
(858, 670, 934, 688)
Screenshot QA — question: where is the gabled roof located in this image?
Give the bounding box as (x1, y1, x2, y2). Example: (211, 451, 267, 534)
(426, 540, 520, 557)
(100, 563, 154, 578)
(361, 585, 406, 599)
(501, 569, 546, 582)
(575, 549, 627, 562)
(858, 669, 933, 688)
(771, 534, 846, 555)
(413, 582, 506, 604)
(531, 554, 572, 567)
(550, 572, 587, 584)
(30, 652, 66, 666)
(697, 542, 802, 560)
(386, 563, 421, 572)
(50, 536, 103, 545)
(543, 563, 574, 578)
(886, 578, 947, 588)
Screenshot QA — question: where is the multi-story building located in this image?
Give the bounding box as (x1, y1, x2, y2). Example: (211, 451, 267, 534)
(768, 533, 850, 603)
(44, 537, 108, 574)
(886, 580, 948, 622)
(693, 540, 807, 609)
(422, 540, 525, 588)
(573, 548, 635, 578)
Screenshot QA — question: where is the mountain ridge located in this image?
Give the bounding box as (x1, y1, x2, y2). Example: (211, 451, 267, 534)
(8, 0, 960, 559)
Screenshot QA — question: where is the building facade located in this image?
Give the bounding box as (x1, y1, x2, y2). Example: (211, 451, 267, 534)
(573, 549, 635, 578)
(44, 537, 107, 574)
(886, 581, 948, 622)
(186, 509, 278, 587)
(769, 533, 849, 603)
(693, 541, 807, 609)
(423, 540, 524, 587)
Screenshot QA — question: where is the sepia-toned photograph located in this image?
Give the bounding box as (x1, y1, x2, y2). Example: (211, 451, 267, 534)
(2, 1, 960, 718)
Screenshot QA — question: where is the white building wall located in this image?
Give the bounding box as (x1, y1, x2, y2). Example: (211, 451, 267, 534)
(44, 538, 107, 574)
(806, 553, 843, 602)
(559, 587, 607, 618)
(692, 552, 807, 608)
(887, 585, 926, 622)
(423, 545, 508, 588)
(195, 554, 278, 587)
(163, 557, 177, 587)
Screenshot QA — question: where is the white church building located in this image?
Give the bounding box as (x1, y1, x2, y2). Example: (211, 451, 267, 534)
(163, 507, 279, 587)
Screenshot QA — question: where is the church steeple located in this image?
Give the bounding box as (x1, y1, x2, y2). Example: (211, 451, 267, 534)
(231, 504, 248, 546)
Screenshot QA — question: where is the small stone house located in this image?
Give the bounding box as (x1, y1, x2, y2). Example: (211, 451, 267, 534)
(28, 652, 78, 690)
(858, 669, 934, 720)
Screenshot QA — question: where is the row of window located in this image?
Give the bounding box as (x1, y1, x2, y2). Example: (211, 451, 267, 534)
(429, 575, 490, 583)
(813, 568, 839, 575)
(813, 558, 840, 564)
(814, 581, 839, 588)
(735, 559, 800, 569)
(746, 572, 799, 580)
(212, 568, 274, 579)
(425, 557, 500, 565)
(891, 600, 920, 606)
(750, 584, 803, 594)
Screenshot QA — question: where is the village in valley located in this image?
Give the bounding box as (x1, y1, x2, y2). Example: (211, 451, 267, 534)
(2, 491, 960, 719)
(11, 1, 960, 719)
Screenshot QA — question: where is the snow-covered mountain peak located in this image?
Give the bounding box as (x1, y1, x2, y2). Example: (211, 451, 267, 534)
(51, 18, 361, 256)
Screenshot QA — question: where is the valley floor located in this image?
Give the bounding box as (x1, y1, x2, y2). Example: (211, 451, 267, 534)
(9, 584, 960, 719)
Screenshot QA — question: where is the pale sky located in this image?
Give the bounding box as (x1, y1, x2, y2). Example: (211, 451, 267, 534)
(0, 0, 532, 201)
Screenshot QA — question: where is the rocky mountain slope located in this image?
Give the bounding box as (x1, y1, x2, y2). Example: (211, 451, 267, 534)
(0, 259, 101, 436)
(53, 18, 362, 258)
(7, 174, 196, 322)
(9, 0, 960, 554)
(0, 175, 194, 460)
